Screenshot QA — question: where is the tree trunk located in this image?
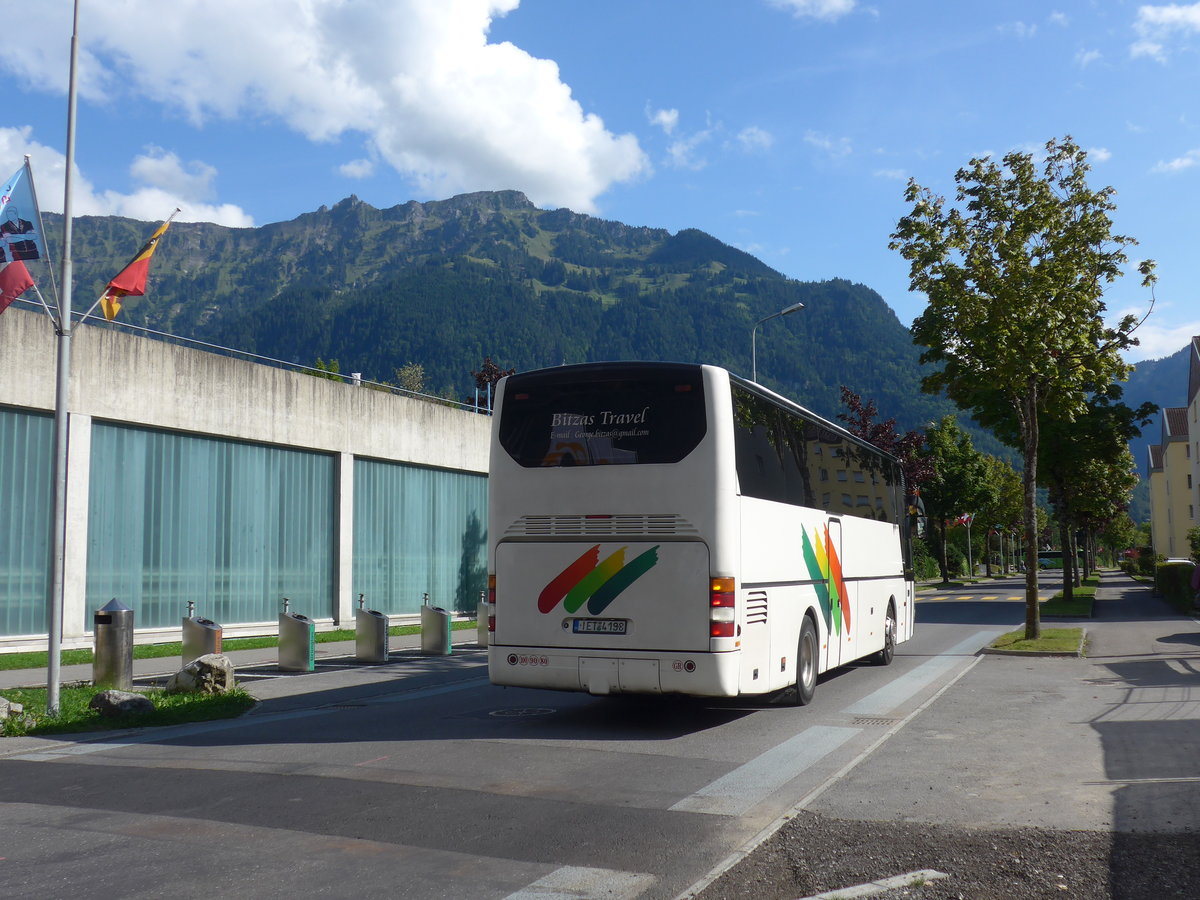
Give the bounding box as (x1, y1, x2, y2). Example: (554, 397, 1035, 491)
(1019, 387, 1041, 640)
(1060, 519, 1074, 601)
(936, 520, 950, 583)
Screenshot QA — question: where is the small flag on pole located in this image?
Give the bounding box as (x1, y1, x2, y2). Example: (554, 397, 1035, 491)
(100, 211, 178, 321)
(1, 163, 49, 265)
(0, 258, 34, 315)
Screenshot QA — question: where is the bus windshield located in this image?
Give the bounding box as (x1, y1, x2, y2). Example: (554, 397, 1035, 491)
(498, 363, 707, 467)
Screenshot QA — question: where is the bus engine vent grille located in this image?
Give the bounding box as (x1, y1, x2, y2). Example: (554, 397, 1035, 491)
(745, 591, 768, 625)
(505, 514, 700, 537)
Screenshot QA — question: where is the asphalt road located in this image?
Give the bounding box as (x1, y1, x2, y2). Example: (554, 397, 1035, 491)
(3, 575, 1168, 900)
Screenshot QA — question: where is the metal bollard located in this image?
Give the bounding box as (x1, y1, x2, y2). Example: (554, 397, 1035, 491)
(355, 594, 389, 664)
(94, 598, 135, 689)
(278, 598, 315, 672)
(420, 592, 452, 656)
(182, 600, 223, 666)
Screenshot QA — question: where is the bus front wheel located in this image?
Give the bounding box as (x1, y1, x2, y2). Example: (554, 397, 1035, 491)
(787, 616, 817, 706)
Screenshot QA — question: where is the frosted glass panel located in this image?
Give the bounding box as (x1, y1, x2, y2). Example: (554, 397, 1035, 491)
(0, 407, 53, 636)
(87, 424, 334, 629)
(354, 460, 487, 615)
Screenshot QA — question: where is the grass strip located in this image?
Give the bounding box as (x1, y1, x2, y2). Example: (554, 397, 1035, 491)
(0, 620, 478, 672)
(990, 627, 1083, 654)
(1041, 585, 1096, 618)
(1, 683, 256, 737)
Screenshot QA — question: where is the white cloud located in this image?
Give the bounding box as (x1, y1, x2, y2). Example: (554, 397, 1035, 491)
(5, 0, 647, 215)
(766, 0, 856, 22)
(648, 107, 680, 135)
(1000, 21, 1038, 39)
(1075, 48, 1102, 67)
(0, 126, 254, 226)
(1088, 147, 1112, 163)
(667, 130, 713, 170)
(804, 130, 852, 158)
(1131, 3, 1200, 61)
(1120, 317, 1200, 362)
(1151, 149, 1200, 173)
(734, 209, 761, 217)
(736, 126, 774, 152)
(873, 168, 907, 180)
(1048, 12, 1069, 27)
(339, 158, 376, 179)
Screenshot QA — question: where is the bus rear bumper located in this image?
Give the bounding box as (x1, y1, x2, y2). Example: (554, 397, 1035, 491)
(488, 645, 740, 698)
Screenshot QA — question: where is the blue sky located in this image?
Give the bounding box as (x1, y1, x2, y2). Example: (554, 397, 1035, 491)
(7, 0, 1199, 361)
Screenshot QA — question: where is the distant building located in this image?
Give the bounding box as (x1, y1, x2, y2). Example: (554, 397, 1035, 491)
(1147, 337, 1200, 558)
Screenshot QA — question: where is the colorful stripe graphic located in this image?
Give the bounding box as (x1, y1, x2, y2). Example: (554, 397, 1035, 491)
(801, 525, 850, 635)
(539, 544, 660, 615)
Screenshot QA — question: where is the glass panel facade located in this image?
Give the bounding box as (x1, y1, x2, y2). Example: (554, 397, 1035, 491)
(354, 460, 487, 615)
(0, 407, 53, 636)
(87, 424, 335, 629)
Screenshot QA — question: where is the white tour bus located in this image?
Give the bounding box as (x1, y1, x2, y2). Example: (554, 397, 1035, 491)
(486, 361, 915, 704)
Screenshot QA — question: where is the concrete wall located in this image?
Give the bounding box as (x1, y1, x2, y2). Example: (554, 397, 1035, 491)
(0, 306, 490, 649)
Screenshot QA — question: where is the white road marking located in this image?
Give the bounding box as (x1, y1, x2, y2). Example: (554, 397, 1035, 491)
(844, 630, 1001, 717)
(669, 725, 860, 817)
(505, 866, 655, 899)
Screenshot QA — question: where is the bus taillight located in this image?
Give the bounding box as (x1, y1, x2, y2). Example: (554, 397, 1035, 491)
(710, 577, 735, 637)
(487, 574, 496, 633)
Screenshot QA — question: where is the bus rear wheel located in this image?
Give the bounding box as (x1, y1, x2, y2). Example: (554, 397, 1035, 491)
(787, 616, 817, 706)
(874, 603, 896, 666)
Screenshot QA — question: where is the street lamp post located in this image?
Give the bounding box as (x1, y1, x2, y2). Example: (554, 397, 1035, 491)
(750, 301, 805, 383)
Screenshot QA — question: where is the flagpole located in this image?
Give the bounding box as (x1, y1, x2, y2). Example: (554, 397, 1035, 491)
(47, 0, 82, 717)
(24, 155, 60, 310)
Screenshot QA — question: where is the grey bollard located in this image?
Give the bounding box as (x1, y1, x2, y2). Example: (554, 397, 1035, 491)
(278, 602, 315, 672)
(476, 590, 489, 648)
(420, 603, 452, 656)
(355, 604, 389, 663)
(182, 610, 223, 667)
(94, 598, 135, 690)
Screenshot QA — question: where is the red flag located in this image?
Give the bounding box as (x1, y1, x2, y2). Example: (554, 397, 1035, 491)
(101, 216, 174, 321)
(0, 259, 33, 315)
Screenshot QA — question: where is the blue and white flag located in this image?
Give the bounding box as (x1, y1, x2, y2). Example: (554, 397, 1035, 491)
(0, 163, 47, 265)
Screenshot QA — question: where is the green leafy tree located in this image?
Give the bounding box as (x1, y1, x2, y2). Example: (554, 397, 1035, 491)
(891, 136, 1155, 637)
(976, 455, 1023, 575)
(306, 357, 342, 381)
(394, 362, 427, 395)
(919, 416, 995, 583)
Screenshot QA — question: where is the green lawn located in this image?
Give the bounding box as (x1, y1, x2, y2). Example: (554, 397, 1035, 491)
(2, 684, 256, 737)
(0, 620, 479, 672)
(990, 627, 1084, 654)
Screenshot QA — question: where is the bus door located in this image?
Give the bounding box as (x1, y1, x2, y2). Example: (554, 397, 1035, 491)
(824, 517, 850, 669)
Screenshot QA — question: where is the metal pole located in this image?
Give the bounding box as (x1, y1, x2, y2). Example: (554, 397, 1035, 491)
(47, 0, 82, 717)
(750, 302, 804, 384)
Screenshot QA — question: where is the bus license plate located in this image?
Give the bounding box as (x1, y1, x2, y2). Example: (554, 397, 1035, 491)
(572, 618, 628, 634)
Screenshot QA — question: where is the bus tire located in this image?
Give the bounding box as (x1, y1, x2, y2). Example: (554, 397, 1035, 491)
(874, 602, 896, 666)
(787, 616, 817, 706)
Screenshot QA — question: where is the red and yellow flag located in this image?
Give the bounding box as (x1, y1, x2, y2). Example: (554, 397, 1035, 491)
(101, 214, 176, 321)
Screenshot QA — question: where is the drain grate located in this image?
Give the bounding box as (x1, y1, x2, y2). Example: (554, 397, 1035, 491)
(853, 716, 899, 727)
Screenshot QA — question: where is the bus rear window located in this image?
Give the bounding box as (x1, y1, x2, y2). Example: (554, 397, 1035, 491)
(498, 365, 707, 467)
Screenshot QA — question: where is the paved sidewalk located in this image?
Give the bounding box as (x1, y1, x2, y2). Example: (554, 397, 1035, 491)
(0, 629, 485, 694)
(810, 569, 1200, 833)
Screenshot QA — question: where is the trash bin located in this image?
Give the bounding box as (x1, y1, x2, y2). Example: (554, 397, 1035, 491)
(421, 601, 452, 656)
(94, 598, 134, 689)
(182, 606, 222, 667)
(355, 602, 389, 664)
(279, 601, 315, 672)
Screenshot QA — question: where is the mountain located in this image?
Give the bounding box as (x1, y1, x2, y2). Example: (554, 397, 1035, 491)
(1124, 344, 1191, 477)
(35, 191, 969, 443)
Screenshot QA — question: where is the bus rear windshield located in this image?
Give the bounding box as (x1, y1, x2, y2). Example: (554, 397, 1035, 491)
(498, 365, 707, 467)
